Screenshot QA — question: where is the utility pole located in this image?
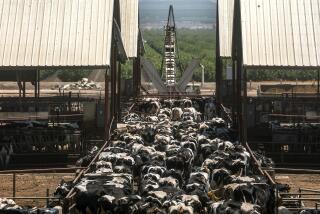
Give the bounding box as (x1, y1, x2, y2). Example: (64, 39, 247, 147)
(201, 64, 205, 86)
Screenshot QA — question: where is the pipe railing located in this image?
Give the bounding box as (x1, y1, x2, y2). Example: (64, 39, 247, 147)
(280, 193, 320, 196)
(299, 188, 320, 193)
(287, 207, 319, 211)
(1, 195, 61, 207)
(0, 167, 85, 175)
(282, 198, 320, 201)
(279, 189, 320, 211)
(3, 197, 59, 200)
(0, 167, 80, 200)
(245, 142, 276, 185)
(262, 167, 320, 174)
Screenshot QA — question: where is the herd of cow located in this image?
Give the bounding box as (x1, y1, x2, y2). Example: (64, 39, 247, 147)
(67, 98, 276, 214)
(0, 98, 318, 214)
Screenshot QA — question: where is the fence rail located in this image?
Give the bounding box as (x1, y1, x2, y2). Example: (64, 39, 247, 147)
(0, 167, 80, 200)
(0, 167, 85, 175)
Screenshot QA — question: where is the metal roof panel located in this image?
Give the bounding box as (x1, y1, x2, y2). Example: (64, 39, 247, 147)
(240, 0, 320, 68)
(0, 0, 114, 68)
(120, 0, 139, 58)
(218, 0, 234, 58)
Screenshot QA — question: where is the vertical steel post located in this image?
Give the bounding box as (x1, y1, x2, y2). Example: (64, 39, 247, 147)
(299, 188, 302, 207)
(68, 92, 72, 112)
(232, 60, 236, 127)
(104, 67, 110, 140)
(232, 0, 244, 143)
(317, 69, 320, 123)
(133, 60, 137, 97)
(111, 50, 115, 130)
(317, 70, 320, 96)
(236, 61, 242, 143)
(37, 70, 40, 98)
(137, 56, 141, 96)
(275, 186, 279, 214)
(23, 81, 26, 98)
(46, 189, 49, 207)
(34, 70, 38, 99)
(134, 26, 143, 98)
(13, 173, 16, 198)
(117, 62, 122, 121)
(243, 68, 248, 143)
(19, 86, 21, 98)
(17, 71, 21, 98)
(109, 0, 120, 130)
(216, 58, 222, 115)
(111, 44, 118, 130)
(133, 57, 141, 97)
(215, 0, 222, 115)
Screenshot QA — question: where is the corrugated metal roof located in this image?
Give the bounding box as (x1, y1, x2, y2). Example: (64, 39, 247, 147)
(120, 0, 139, 58)
(240, 0, 320, 68)
(218, 0, 234, 58)
(0, 0, 114, 68)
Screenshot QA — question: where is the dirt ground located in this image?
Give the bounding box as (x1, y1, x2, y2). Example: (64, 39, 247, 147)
(276, 173, 320, 207)
(0, 172, 319, 208)
(276, 174, 320, 193)
(0, 173, 75, 208)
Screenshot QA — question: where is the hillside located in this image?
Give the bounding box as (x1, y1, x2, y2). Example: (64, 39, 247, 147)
(140, 0, 216, 29)
(142, 29, 216, 82)
(142, 29, 319, 82)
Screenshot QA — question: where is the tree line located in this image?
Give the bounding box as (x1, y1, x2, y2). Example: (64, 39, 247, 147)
(40, 29, 318, 82)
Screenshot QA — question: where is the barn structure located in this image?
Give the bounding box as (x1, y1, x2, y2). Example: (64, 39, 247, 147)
(0, 0, 143, 136)
(216, 0, 320, 143)
(0, 0, 141, 168)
